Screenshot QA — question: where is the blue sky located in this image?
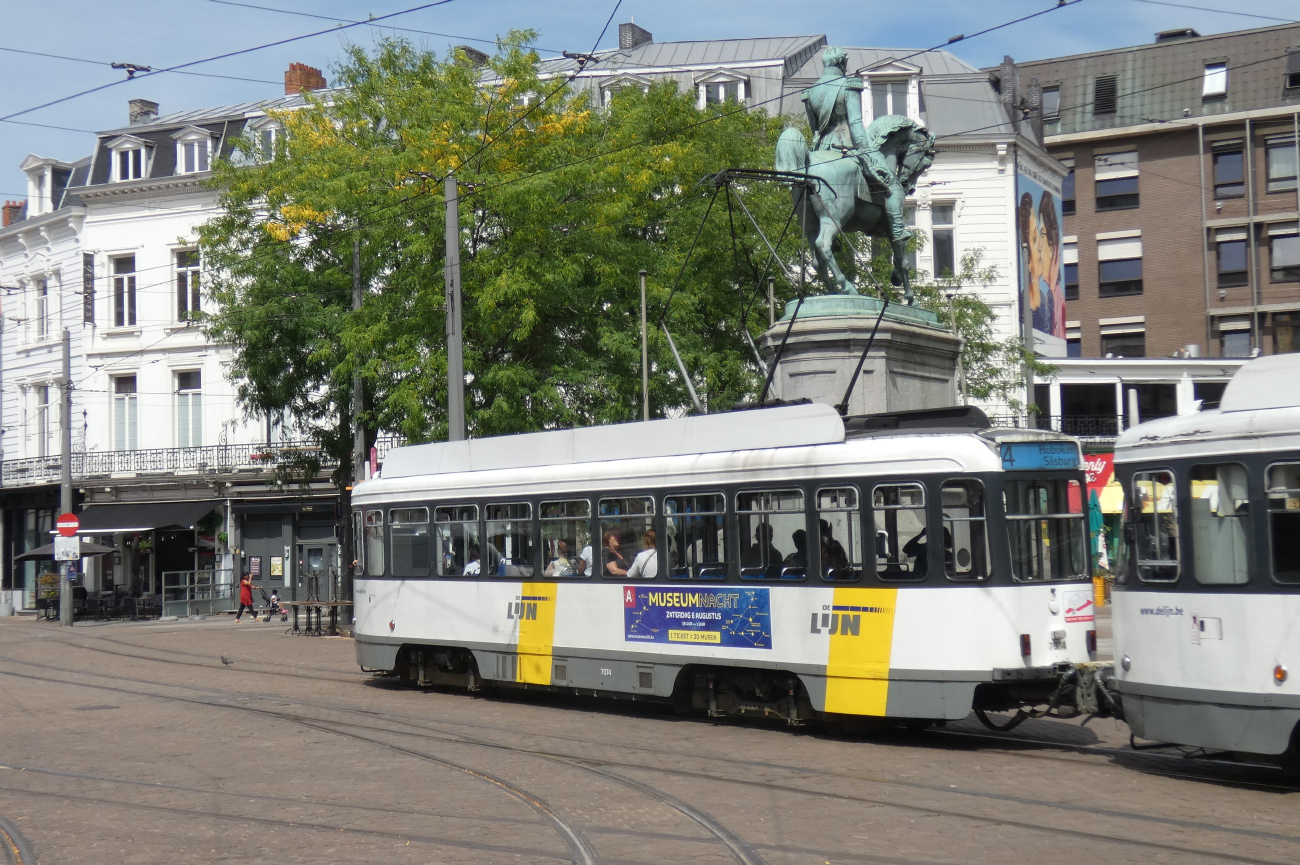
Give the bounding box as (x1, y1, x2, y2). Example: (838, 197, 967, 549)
(1, 0, 1295, 197)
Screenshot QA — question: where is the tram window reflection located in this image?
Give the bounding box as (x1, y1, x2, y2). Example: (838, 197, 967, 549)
(942, 480, 989, 581)
(1005, 479, 1089, 582)
(817, 487, 862, 582)
(873, 483, 927, 580)
(389, 507, 431, 577)
(665, 493, 727, 579)
(1267, 463, 1300, 583)
(435, 505, 479, 576)
(486, 503, 535, 578)
(1190, 464, 1251, 585)
(365, 509, 385, 577)
(737, 489, 805, 579)
(541, 499, 590, 578)
(1127, 472, 1178, 582)
(600, 497, 654, 578)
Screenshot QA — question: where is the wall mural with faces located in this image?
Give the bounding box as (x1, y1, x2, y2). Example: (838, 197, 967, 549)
(1017, 173, 1066, 342)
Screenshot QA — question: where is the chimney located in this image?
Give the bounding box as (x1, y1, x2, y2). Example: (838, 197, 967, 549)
(455, 45, 489, 67)
(2, 200, 25, 227)
(1155, 28, 1200, 43)
(284, 62, 327, 95)
(997, 55, 1020, 133)
(129, 99, 159, 126)
(618, 21, 652, 50)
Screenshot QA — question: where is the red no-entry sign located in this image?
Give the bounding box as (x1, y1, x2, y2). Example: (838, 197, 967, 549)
(56, 513, 79, 537)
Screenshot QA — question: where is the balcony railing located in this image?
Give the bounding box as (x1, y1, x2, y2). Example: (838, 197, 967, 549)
(986, 414, 1128, 440)
(0, 436, 406, 489)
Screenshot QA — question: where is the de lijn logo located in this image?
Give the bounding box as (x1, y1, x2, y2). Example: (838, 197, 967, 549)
(810, 602, 892, 636)
(506, 595, 548, 621)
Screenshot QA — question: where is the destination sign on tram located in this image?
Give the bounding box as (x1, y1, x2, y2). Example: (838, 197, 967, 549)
(1000, 441, 1081, 471)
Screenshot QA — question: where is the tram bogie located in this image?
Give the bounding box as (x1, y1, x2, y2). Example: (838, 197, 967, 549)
(353, 403, 1096, 730)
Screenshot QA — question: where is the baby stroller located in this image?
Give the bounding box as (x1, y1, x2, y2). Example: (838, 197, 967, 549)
(258, 587, 289, 623)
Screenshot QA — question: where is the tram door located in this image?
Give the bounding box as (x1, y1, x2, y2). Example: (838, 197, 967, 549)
(296, 542, 337, 601)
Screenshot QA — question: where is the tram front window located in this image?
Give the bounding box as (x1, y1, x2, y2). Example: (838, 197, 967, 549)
(1190, 464, 1250, 585)
(1129, 471, 1179, 582)
(873, 483, 927, 580)
(1005, 479, 1088, 581)
(435, 505, 479, 576)
(486, 502, 535, 578)
(1268, 463, 1300, 583)
(737, 489, 805, 579)
(665, 494, 726, 579)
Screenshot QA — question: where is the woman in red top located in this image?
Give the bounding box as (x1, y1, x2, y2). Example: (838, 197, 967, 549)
(235, 572, 255, 622)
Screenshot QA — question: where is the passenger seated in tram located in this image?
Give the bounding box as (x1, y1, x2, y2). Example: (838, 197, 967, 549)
(742, 523, 785, 579)
(819, 519, 850, 573)
(463, 546, 481, 576)
(545, 540, 575, 577)
(783, 530, 808, 569)
(626, 530, 658, 579)
(575, 543, 592, 576)
(903, 524, 953, 579)
(603, 530, 629, 576)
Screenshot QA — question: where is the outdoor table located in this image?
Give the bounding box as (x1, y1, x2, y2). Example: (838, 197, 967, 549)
(282, 600, 352, 636)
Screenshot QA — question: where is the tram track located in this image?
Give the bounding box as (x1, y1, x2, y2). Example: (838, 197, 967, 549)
(1, 648, 1297, 865)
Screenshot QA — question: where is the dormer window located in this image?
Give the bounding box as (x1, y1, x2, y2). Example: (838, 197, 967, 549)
(858, 59, 922, 123)
(173, 126, 215, 174)
(106, 135, 151, 182)
(695, 71, 749, 110)
(245, 117, 284, 163)
(601, 74, 651, 108)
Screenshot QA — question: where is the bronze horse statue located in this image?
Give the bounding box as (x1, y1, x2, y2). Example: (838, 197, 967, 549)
(775, 116, 936, 304)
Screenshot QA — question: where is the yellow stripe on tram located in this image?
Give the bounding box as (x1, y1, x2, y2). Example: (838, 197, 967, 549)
(824, 587, 898, 716)
(516, 582, 558, 685)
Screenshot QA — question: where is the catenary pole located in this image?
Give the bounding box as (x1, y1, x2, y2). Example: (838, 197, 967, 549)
(640, 270, 648, 422)
(445, 173, 465, 441)
(59, 328, 72, 627)
(353, 221, 366, 482)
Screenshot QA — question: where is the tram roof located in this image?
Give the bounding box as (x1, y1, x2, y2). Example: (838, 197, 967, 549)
(1115, 354, 1300, 458)
(381, 403, 848, 479)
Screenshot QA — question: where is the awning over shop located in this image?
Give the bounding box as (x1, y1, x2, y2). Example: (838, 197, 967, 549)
(75, 501, 219, 534)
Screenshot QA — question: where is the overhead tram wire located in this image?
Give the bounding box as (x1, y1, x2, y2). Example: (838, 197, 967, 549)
(1125, 0, 1298, 23)
(0, 44, 283, 86)
(0, 0, 459, 124)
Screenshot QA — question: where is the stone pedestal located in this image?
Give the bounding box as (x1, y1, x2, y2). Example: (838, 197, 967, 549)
(759, 295, 960, 415)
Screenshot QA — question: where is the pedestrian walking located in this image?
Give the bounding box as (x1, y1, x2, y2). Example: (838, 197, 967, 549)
(235, 572, 255, 621)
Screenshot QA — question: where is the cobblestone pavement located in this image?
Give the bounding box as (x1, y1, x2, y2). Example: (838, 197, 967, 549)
(0, 613, 1296, 865)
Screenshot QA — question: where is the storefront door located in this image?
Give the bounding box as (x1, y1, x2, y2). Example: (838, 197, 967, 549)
(296, 543, 336, 601)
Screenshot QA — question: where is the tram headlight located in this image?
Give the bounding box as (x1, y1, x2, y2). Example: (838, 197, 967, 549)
(1121, 655, 1131, 671)
(1275, 665, 1288, 684)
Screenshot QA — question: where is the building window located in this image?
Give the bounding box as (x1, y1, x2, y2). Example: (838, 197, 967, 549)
(1097, 235, 1143, 296)
(1274, 312, 1300, 354)
(114, 375, 138, 451)
(1061, 161, 1075, 215)
(1221, 327, 1252, 357)
(1272, 227, 1300, 281)
(1093, 75, 1117, 115)
(1217, 238, 1249, 287)
(703, 80, 743, 105)
(1101, 331, 1145, 357)
(871, 79, 909, 119)
(1066, 337, 1082, 357)
(1212, 147, 1244, 198)
(1267, 137, 1298, 193)
(1063, 240, 1078, 300)
(1202, 62, 1227, 99)
(1095, 151, 1138, 210)
(178, 136, 210, 174)
(34, 386, 50, 457)
(33, 278, 49, 340)
(1042, 86, 1060, 121)
(115, 147, 144, 181)
(176, 250, 201, 321)
(176, 370, 202, 447)
(1286, 49, 1300, 90)
(931, 202, 955, 277)
(112, 256, 136, 326)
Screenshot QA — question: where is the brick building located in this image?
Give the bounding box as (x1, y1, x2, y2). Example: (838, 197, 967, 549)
(1008, 23, 1300, 359)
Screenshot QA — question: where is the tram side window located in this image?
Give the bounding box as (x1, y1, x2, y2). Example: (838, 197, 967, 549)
(599, 496, 655, 578)
(873, 483, 928, 580)
(389, 507, 431, 577)
(435, 505, 479, 576)
(364, 509, 385, 577)
(1131, 471, 1179, 582)
(541, 499, 590, 578)
(485, 503, 535, 578)
(352, 510, 364, 575)
(1005, 479, 1088, 581)
(817, 487, 862, 582)
(942, 480, 989, 581)
(737, 489, 806, 580)
(1189, 464, 1250, 585)
(1268, 463, 1300, 583)
(665, 493, 727, 579)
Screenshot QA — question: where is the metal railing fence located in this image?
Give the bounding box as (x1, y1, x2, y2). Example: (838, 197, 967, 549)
(161, 569, 235, 618)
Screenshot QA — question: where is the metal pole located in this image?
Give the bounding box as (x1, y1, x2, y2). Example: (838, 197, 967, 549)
(352, 222, 365, 483)
(639, 270, 649, 422)
(948, 293, 967, 405)
(59, 328, 72, 627)
(445, 174, 465, 441)
(660, 323, 703, 414)
(767, 276, 775, 327)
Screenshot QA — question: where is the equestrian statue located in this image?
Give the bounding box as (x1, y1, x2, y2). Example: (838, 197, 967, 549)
(774, 46, 937, 304)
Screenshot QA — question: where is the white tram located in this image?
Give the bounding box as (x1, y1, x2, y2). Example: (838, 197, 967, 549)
(1110, 354, 1300, 760)
(352, 403, 1098, 725)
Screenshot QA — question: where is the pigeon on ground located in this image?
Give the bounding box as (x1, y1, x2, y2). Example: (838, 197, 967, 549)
(220, 656, 233, 667)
